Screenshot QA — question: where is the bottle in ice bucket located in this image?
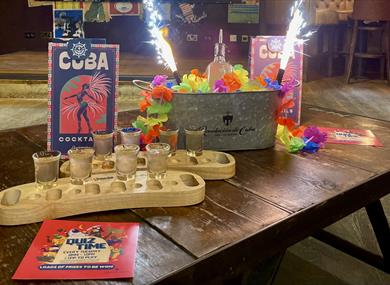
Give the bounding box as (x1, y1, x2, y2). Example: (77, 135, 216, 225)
(205, 29, 233, 88)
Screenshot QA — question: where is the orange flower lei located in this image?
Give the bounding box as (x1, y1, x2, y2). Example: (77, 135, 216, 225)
(222, 73, 242, 92)
(151, 85, 173, 102)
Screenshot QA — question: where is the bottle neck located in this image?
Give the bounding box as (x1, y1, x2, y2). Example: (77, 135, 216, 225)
(213, 43, 226, 63)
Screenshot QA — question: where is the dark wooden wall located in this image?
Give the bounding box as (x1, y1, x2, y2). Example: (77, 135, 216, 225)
(0, 0, 53, 54)
(0, 1, 288, 58)
(167, 3, 264, 59)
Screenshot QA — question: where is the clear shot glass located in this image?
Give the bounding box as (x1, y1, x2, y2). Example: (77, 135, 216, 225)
(68, 147, 94, 185)
(32, 150, 61, 190)
(92, 130, 114, 161)
(120, 127, 141, 146)
(185, 127, 205, 157)
(159, 128, 179, 157)
(114, 144, 140, 182)
(146, 143, 170, 180)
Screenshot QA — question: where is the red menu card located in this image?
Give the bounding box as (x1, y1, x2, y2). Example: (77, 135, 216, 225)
(13, 220, 139, 280)
(250, 36, 304, 125)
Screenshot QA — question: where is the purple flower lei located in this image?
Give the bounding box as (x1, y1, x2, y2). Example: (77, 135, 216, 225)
(303, 126, 327, 144)
(213, 79, 228, 93)
(152, 75, 168, 87)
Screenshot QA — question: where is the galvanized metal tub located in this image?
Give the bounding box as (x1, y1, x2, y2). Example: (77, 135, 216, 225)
(132, 81, 280, 151)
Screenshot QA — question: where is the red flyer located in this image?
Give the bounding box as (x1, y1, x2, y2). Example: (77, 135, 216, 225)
(13, 220, 139, 280)
(318, 127, 383, 147)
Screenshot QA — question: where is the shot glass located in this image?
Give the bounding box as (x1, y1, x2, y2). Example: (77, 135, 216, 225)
(159, 128, 179, 156)
(185, 127, 205, 157)
(32, 150, 61, 190)
(146, 143, 170, 180)
(114, 144, 140, 182)
(92, 130, 114, 161)
(68, 147, 94, 185)
(120, 127, 141, 146)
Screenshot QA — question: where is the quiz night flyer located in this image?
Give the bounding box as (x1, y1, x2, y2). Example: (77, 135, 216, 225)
(13, 220, 139, 280)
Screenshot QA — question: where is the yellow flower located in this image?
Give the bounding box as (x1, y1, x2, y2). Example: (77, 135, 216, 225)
(233, 64, 249, 85)
(241, 83, 260, 92)
(182, 73, 208, 93)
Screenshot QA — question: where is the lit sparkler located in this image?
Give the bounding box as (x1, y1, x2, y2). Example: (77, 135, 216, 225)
(277, 0, 313, 84)
(143, 0, 181, 84)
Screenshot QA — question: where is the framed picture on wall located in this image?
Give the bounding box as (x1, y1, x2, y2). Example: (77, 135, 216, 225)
(28, 0, 52, 7)
(110, 2, 141, 16)
(53, 9, 84, 39)
(228, 1, 259, 24)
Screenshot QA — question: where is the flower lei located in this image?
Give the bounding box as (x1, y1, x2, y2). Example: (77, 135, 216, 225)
(172, 65, 262, 93)
(172, 69, 210, 93)
(133, 75, 173, 145)
(262, 78, 327, 153)
(276, 119, 327, 153)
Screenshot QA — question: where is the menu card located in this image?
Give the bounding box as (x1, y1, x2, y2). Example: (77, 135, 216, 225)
(250, 36, 304, 125)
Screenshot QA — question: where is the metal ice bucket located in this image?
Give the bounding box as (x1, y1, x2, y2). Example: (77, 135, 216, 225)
(133, 81, 280, 151)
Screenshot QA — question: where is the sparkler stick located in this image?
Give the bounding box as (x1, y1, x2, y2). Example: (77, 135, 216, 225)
(277, 0, 309, 85)
(173, 71, 181, 85)
(143, 0, 181, 84)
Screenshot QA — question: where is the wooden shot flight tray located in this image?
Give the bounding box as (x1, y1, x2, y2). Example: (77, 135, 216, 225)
(0, 171, 205, 226)
(60, 150, 236, 180)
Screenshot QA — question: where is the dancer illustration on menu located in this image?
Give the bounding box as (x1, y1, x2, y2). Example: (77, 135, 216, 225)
(62, 73, 111, 134)
(64, 83, 98, 133)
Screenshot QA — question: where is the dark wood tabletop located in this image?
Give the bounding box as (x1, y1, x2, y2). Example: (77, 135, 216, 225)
(0, 104, 389, 285)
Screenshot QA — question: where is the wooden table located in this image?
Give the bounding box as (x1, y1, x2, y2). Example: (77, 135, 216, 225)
(0, 104, 389, 284)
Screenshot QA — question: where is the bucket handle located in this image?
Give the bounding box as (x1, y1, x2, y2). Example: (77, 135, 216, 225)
(132, 80, 153, 92)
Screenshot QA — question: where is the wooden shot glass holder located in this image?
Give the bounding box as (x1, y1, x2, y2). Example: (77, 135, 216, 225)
(0, 170, 205, 226)
(60, 150, 236, 180)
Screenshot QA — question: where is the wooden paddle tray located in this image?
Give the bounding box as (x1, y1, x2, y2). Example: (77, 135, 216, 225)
(0, 170, 205, 226)
(60, 150, 236, 180)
